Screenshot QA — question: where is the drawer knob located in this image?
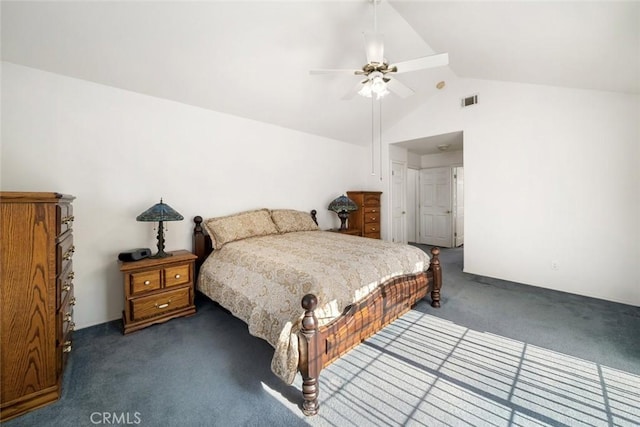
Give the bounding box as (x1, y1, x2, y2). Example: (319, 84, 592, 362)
(64, 313, 73, 322)
(68, 271, 75, 279)
(70, 297, 77, 306)
(174, 274, 181, 279)
(63, 341, 72, 353)
(144, 280, 151, 285)
(69, 322, 76, 332)
(62, 284, 71, 292)
(371, 217, 376, 221)
(155, 300, 172, 309)
(62, 215, 75, 225)
(371, 228, 376, 231)
(63, 246, 75, 260)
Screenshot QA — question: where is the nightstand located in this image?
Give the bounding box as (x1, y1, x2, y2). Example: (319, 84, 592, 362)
(119, 249, 197, 334)
(327, 228, 362, 236)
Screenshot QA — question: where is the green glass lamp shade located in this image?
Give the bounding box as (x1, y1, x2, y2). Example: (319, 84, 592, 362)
(136, 199, 184, 222)
(328, 195, 358, 231)
(136, 199, 184, 258)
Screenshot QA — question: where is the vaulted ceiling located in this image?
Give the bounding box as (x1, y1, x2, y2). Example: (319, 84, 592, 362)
(2, 1, 638, 151)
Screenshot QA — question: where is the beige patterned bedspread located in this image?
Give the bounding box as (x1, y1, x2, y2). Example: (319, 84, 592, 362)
(197, 230, 430, 384)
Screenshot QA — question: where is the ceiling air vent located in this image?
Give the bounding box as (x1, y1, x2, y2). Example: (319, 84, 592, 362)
(461, 94, 478, 107)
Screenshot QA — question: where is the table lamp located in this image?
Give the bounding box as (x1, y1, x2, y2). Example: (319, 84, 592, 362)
(328, 195, 358, 231)
(136, 198, 184, 258)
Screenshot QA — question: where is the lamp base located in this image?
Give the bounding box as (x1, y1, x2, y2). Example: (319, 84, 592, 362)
(149, 251, 173, 259)
(150, 220, 173, 258)
(337, 211, 349, 231)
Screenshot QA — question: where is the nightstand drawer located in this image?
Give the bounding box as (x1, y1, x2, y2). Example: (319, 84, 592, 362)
(130, 270, 161, 294)
(164, 264, 191, 288)
(131, 287, 191, 321)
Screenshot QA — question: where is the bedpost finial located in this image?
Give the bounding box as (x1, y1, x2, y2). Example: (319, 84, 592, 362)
(302, 294, 318, 311)
(194, 215, 203, 225)
(430, 246, 440, 261)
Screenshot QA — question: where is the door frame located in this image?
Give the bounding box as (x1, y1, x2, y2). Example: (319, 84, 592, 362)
(390, 160, 407, 244)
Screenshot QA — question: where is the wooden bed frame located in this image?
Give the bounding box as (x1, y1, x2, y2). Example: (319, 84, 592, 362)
(192, 211, 442, 416)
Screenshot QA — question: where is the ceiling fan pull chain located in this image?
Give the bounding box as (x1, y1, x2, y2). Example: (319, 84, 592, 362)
(371, 97, 375, 175)
(379, 99, 383, 181)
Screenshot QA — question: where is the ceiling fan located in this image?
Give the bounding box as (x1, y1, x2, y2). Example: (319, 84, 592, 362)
(310, 0, 449, 100)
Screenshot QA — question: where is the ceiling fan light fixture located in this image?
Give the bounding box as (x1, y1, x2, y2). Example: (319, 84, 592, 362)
(358, 82, 373, 98)
(358, 72, 389, 100)
(371, 75, 388, 97)
(374, 85, 390, 99)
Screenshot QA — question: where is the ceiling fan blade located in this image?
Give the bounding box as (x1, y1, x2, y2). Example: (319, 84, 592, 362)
(363, 32, 384, 64)
(391, 53, 449, 74)
(387, 78, 414, 98)
(309, 69, 360, 75)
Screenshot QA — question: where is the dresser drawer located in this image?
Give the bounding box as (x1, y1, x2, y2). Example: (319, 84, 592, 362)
(57, 287, 75, 342)
(364, 212, 380, 224)
(130, 270, 161, 295)
(364, 223, 380, 234)
(130, 287, 191, 321)
(363, 194, 380, 207)
(58, 328, 73, 374)
(56, 203, 74, 236)
(56, 233, 74, 273)
(364, 206, 380, 215)
(164, 264, 191, 288)
(57, 262, 74, 308)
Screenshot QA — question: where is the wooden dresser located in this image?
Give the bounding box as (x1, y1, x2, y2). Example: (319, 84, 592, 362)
(347, 191, 382, 239)
(0, 192, 76, 421)
(120, 250, 196, 334)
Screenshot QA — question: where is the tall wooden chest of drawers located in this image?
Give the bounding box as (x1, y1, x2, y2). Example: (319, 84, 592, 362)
(347, 191, 382, 239)
(0, 192, 76, 421)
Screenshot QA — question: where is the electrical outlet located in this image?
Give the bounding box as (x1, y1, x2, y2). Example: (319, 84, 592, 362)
(551, 261, 559, 271)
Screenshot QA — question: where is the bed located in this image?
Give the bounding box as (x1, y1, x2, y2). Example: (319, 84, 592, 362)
(192, 208, 442, 415)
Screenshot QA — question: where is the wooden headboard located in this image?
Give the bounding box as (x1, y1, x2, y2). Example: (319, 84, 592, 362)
(192, 210, 318, 275)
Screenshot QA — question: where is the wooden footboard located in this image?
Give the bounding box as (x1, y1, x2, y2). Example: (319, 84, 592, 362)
(298, 247, 441, 415)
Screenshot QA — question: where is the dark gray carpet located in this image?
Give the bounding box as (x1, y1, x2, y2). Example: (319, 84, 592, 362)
(4, 246, 639, 426)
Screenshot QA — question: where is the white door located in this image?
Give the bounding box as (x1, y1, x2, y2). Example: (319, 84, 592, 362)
(391, 161, 406, 243)
(419, 167, 453, 247)
(454, 167, 465, 247)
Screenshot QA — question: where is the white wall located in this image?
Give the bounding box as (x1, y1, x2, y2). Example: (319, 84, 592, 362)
(1, 62, 370, 328)
(384, 77, 640, 306)
(421, 150, 463, 168)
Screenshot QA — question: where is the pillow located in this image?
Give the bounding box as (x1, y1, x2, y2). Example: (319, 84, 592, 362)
(270, 209, 319, 234)
(203, 209, 278, 249)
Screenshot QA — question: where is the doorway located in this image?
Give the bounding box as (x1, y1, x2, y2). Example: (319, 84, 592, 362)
(390, 130, 464, 247)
